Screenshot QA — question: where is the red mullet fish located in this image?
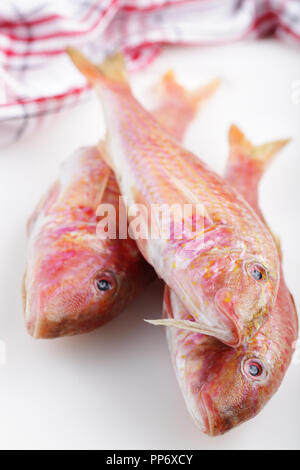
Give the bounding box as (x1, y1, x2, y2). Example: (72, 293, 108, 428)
(164, 126, 298, 435)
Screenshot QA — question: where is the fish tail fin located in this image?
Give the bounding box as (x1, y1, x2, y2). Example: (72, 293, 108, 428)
(66, 47, 129, 89)
(229, 124, 291, 175)
(157, 70, 220, 113)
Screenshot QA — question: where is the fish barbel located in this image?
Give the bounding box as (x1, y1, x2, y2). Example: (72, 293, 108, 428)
(67, 48, 280, 346)
(164, 126, 298, 435)
(23, 72, 216, 338)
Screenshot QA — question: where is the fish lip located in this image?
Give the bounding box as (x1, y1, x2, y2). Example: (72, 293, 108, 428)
(214, 301, 241, 347)
(221, 316, 241, 347)
(200, 387, 238, 436)
(199, 388, 214, 436)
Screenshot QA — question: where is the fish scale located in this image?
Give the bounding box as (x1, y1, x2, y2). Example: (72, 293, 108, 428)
(116, 101, 273, 250)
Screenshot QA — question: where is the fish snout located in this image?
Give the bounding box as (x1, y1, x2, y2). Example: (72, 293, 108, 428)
(236, 302, 269, 344)
(214, 288, 270, 346)
(28, 287, 95, 338)
(200, 387, 250, 436)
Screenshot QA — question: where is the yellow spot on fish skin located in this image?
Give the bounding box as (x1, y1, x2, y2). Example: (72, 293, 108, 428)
(224, 292, 232, 303)
(204, 270, 213, 279)
(233, 263, 239, 273)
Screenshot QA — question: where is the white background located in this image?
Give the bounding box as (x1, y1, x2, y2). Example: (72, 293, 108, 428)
(0, 40, 299, 450)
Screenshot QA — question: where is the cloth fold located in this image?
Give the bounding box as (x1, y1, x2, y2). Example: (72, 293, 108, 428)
(0, 0, 299, 145)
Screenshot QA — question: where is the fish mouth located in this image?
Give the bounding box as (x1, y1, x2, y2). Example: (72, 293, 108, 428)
(199, 389, 214, 436)
(215, 308, 241, 347)
(214, 290, 241, 347)
(242, 305, 269, 343)
(200, 388, 244, 436)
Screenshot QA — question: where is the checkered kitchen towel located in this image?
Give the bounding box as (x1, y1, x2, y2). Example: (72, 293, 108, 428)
(0, 0, 299, 146)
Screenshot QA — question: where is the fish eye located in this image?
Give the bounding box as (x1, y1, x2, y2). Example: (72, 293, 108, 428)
(94, 271, 117, 294)
(97, 279, 111, 291)
(246, 262, 268, 282)
(242, 357, 267, 382)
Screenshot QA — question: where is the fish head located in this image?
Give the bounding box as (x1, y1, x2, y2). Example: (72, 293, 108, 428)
(184, 244, 278, 346)
(24, 237, 152, 338)
(213, 254, 279, 345)
(172, 323, 295, 436)
(165, 283, 297, 436)
(177, 224, 277, 346)
(194, 325, 295, 436)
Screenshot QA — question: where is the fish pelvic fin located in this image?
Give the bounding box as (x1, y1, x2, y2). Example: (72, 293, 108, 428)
(66, 47, 129, 88)
(229, 124, 291, 175)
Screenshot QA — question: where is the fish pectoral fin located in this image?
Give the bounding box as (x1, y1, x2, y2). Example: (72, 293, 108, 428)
(145, 315, 238, 346)
(144, 318, 216, 336)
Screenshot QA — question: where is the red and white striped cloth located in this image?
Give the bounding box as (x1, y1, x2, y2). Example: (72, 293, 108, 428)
(0, 0, 299, 146)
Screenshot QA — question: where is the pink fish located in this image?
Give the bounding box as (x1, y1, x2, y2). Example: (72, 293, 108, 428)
(23, 72, 216, 338)
(67, 48, 280, 347)
(164, 126, 298, 435)
(23, 148, 155, 338)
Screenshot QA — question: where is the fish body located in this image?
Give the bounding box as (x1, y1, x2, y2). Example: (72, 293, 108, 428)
(68, 49, 280, 346)
(23, 71, 214, 338)
(164, 126, 298, 435)
(23, 147, 154, 338)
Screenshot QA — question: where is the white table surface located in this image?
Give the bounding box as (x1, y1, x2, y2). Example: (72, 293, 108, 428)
(0, 39, 299, 450)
